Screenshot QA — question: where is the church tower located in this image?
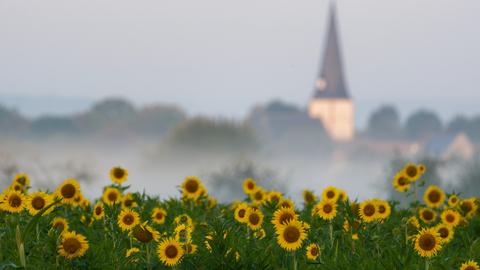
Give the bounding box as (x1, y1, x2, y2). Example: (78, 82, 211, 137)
(308, 3, 354, 141)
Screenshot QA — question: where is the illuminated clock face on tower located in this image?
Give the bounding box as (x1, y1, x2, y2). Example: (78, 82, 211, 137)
(315, 79, 327, 91)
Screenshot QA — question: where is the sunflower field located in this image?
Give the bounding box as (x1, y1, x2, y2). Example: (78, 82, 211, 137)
(0, 164, 479, 270)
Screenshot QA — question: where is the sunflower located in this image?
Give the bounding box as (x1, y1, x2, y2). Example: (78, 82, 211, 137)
(440, 209, 460, 227)
(302, 190, 316, 204)
(277, 199, 295, 209)
(268, 191, 283, 203)
(460, 198, 478, 219)
(276, 220, 307, 251)
(435, 223, 454, 244)
(103, 187, 122, 206)
(126, 247, 140, 260)
(152, 207, 167, 224)
(207, 196, 217, 208)
(392, 173, 411, 192)
(72, 193, 86, 207)
(174, 214, 193, 227)
(418, 164, 426, 174)
(174, 224, 192, 243)
(374, 200, 391, 220)
(423, 185, 445, 208)
(56, 179, 81, 204)
(321, 186, 339, 202)
(250, 187, 266, 205)
(157, 238, 184, 267)
(305, 243, 320, 260)
(131, 222, 161, 243)
(243, 178, 257, 194)
(181, 176, 204, 200)
(338, 189, 348, 202)
(58, 231, 89, 259)
(403, 163, 421, 182)
(419, 208, 437, 224)
(272, 207, 298, 229)
(359, 200, 377, 223)
(122, 193, 137, 208)
(448, 194, 459, 207)
(118, 209, 140, 231)
(52, 217, 69, 233)
(93, 202, 105, 220)
(13, 173, 30, 187)
(460, 260, 480, 270)
(9, 182, 24, 193)
(246, 207, 264, 230)
(182, 241, 198, 254)
(413, 227, 442, 257)
(312, 200, 337, 221)
(110, 166, 128, 184)
(234, 203, 249, 223)
(26, 191, 53, 216)
(2, 190, 25, 213)
(254, 228, 266, 239)
(407, 216, 420, 229)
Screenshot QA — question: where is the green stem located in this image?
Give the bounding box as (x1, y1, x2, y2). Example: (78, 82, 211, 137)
(329, 222, 333, 248)
(292, 252, 297, 270)
(425, 259, 430, 270)
(146, 244, 151, 270)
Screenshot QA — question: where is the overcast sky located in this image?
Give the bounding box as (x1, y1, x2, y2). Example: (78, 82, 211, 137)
(1, 0, 479, 127)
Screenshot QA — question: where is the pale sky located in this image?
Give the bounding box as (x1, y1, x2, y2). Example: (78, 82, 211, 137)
(1, 0, 479, 127)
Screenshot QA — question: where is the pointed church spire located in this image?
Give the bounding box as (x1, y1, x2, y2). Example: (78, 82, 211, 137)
(313, 2, 349, 99)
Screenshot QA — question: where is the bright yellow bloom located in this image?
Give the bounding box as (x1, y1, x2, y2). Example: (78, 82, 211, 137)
(246, 207, 264, 230)
(254, 228, 266, 239)
(413, 228, 442, 257)
(275, 220, 307, 251)
(392, 172, 411, 192)
(435, 223, 454, 244)
(181, 176, 204, 200)
(2, 190, 25, 213)
(306, 243, 320, 260)
(460, 198, 478, 219)
(174, 224, 192, 243)
(103, 187, 122, 206)
(26, 191, 53, 216)
(110, 166, 128, 184)
(268, 191, 283, 202)
(56, 179, 81, 204)
(234, 203, 249, 223)
(52, 217, 69, 233)
(250, 187, 266, 205)
(448, 194, 459, 207)
(13, 173, 30, 187)
(272, 207, 298, 229)
(243, 178, 257, 194)
(174, 214, 193, 227)
(93, 202, 105, 220)
(131, 222, 161, 243)
(460, 260, 480, 270)
(121, 193, 137, 209)
(126, 247, 140, 259)
(58, 231, 89, 259)
(440, 209, 460, 227)
(152, 207, 167, 224)
(359, 200, 377, 223)
(423, 185, 445, 208)
(312, 200, 337, 221)
(321, 186, 339, 202)
(302, 190, 316, 204)
(118, 209, 140, 231)
(184, 242, 198, 254)
(157, 238, 184, 266)
(277, 199, 295, 209)
(403, 163, 421, 182)
(419, 208, 437, 224)
(374, 199, 391, 220)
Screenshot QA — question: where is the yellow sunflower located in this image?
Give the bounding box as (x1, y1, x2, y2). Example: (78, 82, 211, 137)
(312, 200, 337, 221)
(181, 176, 204, 200)
(435, 223, 454, 244)
(321, 186, 339, 202)
(174, 214, 193, 227)
(246, 207, 264, 230)
(272, 207, 298, 229)
(126, 247, 140, 261)
(374, 199, 391, 220)
(234, 203, 249, 223)
(58, 231, 89, 259)
(419, 208, 437, 224)
(174, 224, 192, 243)
(157, 238, 184, 267)
(52, 217, 69, 233)
(13, 173, 30, 187)
(131, 222, 161, 243)
(277, 199, 295, 209)
(103, 187, 122, 206)
(359, 200, 377, 223)
(423, 185, 445, 208)
(392, 173, 411, 192)
(448, 194, 459, 207)
(254, 228, 266, 239)
(268, 191, 283, 203)
(440, 209, 460, 227)
(338, 189, 348, 202)
(2, 190, 25, 213)
(122, 193, 137, 209)
(407, 216, 420, 229)
(183, 242, 198, 254)
(403, 163, 421, 182)
(110, 166, 128, 184)
(152, 207, 167, 224)
(460, 260, 480, 270)
(413, 227, 442, 257)
(72, 193, 85, 207)
(118, 209, 140, 231)
(243, 178, 257, 194)
(302, 190, 316, 204)
(305, 243, 320, 260)
(460, 198, 478, 219)
(9, 182, 24, 193)
(250, 187, 266, 205)
(417, 164, 426, 175)
(26, 191, 53, 216)
(56, 179, 81, 204)
(276, 220, 307, 251)
(93, 202, 105, 220)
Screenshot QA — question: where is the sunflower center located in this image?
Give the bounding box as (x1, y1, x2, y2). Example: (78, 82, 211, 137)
(254, 191, 263, 201)
(108, 191, 118, 202)
(406, 165, 418, 178)
(279, 213, 294, 224)
(95, 206, 102, 215)
(123, 214, 135, 225)
(63, 238, 81, 254)
(17, 177, 26, 185)
(445, 214, 455, 223)
(9, 195, 22, 207)
(124, 199, 133, 207)
(450, 197, 457, 203)
(113, 168, 125, 179)
(418, 234, 436, 251)
(32, 196, 45, 210)
(363, 204, 375, 217)
(156, 212, 164, 220)
(238, 209, 246, 218)
(438, 228, 449, 238)
(249, 213, 260, 225)
(461, 202, 473, 213)
(398, 177, 408, 186)
(54, 222, 65, 231)
(326, 191, 335, 199)
(185, 180, 199, 193)
(310, 247, 319, 256)
(428, 190, 441, 203)
(422, 210, 434, 221)
(165, 245, 178, 258)
(283, 226, 300, 243)
(378, 205, 386, 214)
(13, 185, 22, 191)
(323, 204, 333, 214)
(305, 193, 314, 203)
(61, 184, 76, 199)
(247, 182, 254, 190)
(464, 267, 477, 270)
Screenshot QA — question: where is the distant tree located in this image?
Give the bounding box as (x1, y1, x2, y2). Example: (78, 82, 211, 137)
(0, 104, 29, 136)
(133, 104, 186, 136)
(367, 105, 401, 139)
(447, 115, 469, 133)
(465, 116, 480, 143)
(404, 110, 443, 140)
(30, 116, 78, 137)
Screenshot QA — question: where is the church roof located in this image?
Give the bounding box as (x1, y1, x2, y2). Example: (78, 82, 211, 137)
(313, 3, 350, 99)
